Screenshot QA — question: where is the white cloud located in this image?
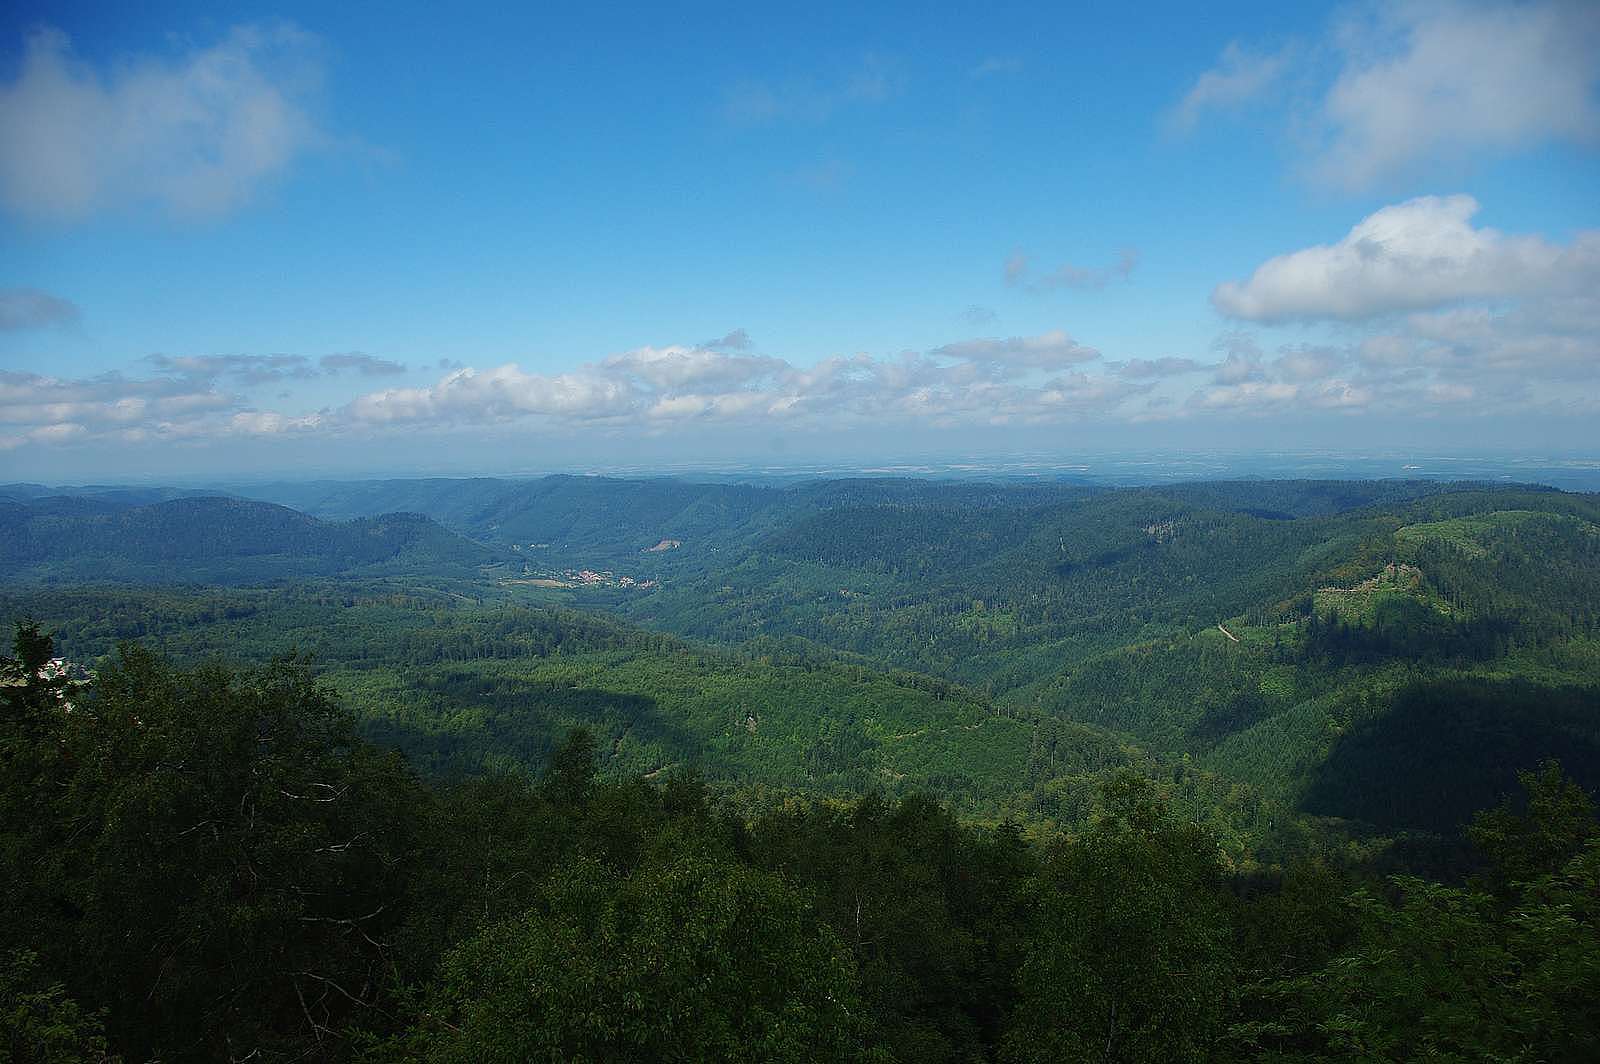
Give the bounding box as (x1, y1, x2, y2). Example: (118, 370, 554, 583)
(1363, 300, 1600, 381)
(0, 287, 79, 330)
(1198, 230, 1599, 418)
(224, 410, 325, 436)
(340, 330, 1122, 434)
(1315, 1, 1600, 189)
(1172, 2, 1600, 190)
(1213, 195, 1600, 322)
(602, 344, 786, 390)
(0, 23, 326, 221)
(349, 364, 633, 425)
(8, 309, 1592, 455)
(0, 368, 249, 448)
(1167, 41, 1291, 133)
(0, 355, 355, 451)
(1273, 345, 1347, 382)
(1189, 380, 1301, 412)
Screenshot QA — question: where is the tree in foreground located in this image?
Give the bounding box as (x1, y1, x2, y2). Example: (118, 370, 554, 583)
(2, 633, 426, 1062)
(1002, 772, 1235, 1063)
(0, 949, 116, 1064)
(1260, 763, 1600, 1061)
(374, 854, 875, 1062)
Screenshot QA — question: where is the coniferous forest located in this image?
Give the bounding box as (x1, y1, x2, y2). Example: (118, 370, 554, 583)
(3, 475, 1599, 1061)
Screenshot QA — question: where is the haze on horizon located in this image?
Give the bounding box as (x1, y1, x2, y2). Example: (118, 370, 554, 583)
(2, 1, 1598, 481)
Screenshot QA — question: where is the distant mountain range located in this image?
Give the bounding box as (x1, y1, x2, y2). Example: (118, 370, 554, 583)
(0, 491, 499, 584)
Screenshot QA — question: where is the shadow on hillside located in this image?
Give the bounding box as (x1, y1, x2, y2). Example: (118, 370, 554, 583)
(1300, 679, 1600, 835)
(362, 673, 700, 780)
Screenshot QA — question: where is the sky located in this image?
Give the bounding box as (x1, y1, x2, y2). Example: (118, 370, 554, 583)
(1, 0, 1597, 480)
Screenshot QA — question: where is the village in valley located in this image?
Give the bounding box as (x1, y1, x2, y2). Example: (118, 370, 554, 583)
(499, 536, 682, 590)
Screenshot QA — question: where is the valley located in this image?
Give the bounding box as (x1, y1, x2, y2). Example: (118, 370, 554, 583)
(6, 474, 1596, 852)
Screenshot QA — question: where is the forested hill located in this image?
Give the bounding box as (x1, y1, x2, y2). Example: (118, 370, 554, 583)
(5, 474, 1600, 1059)
(228, 473, 1501, 559)
(0, 494, 501, 583)
(4, 624, 1599, 1062)
(5, 475, 1598, 841)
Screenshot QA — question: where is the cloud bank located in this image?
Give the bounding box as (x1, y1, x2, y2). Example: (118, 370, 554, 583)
(1200, 194, 1600, 418)
(6, 185, 1594, 456)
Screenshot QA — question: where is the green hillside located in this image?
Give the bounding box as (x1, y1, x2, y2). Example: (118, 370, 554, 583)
(6, 476, 1598, 843)
(7, 475, 1600, 1063)
(8, 475, 1599, 850)
(0, 496, 503, 584)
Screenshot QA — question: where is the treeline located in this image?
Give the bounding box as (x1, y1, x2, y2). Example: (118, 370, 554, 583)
(0, 587, 684, 668)
(5, 627, 1599, 1062)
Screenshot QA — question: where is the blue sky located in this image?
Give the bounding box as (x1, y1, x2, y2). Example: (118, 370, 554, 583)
(1, 1, 1597, 478)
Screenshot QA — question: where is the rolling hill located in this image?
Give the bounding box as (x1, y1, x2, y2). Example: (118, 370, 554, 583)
(0, 494, 503, 584)
(4, 475, 1598, 844)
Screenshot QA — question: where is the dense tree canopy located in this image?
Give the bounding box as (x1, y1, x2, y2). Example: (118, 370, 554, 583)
(4, 476, 1599, 1060)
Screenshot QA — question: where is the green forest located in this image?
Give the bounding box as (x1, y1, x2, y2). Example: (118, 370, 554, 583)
(3, 474, 1599, 1061)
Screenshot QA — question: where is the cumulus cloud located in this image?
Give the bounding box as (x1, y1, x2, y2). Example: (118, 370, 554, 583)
(1189, 379, 1301, 411)
(1215, 199, 1600, 395)
(1173, 2, 1600, 190)
(0, 23, 326, 221)
(320, 352, 407, 376)
(1189, 258, 1599, 419)
(0, 351, 423, 450)
(348, 364, 634, 425)
(0, 287, 80, 330)
(9, 309, 1590, 454)
(1273, 345, 1347, 382)
(1213, 195, 1600, 322)
(1209, 332, 1265, 383)
(1314, 1, 1600, 189)
(0, 367, 281, 451)
(1206, 199, 1599, 409)
(1362, 299, 1600, 382)
(1167, 41, 1291, 133)
(336, 328, 1131, 435)
(602, 344, 788, 390)
(1006, 248, 1139, 292)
